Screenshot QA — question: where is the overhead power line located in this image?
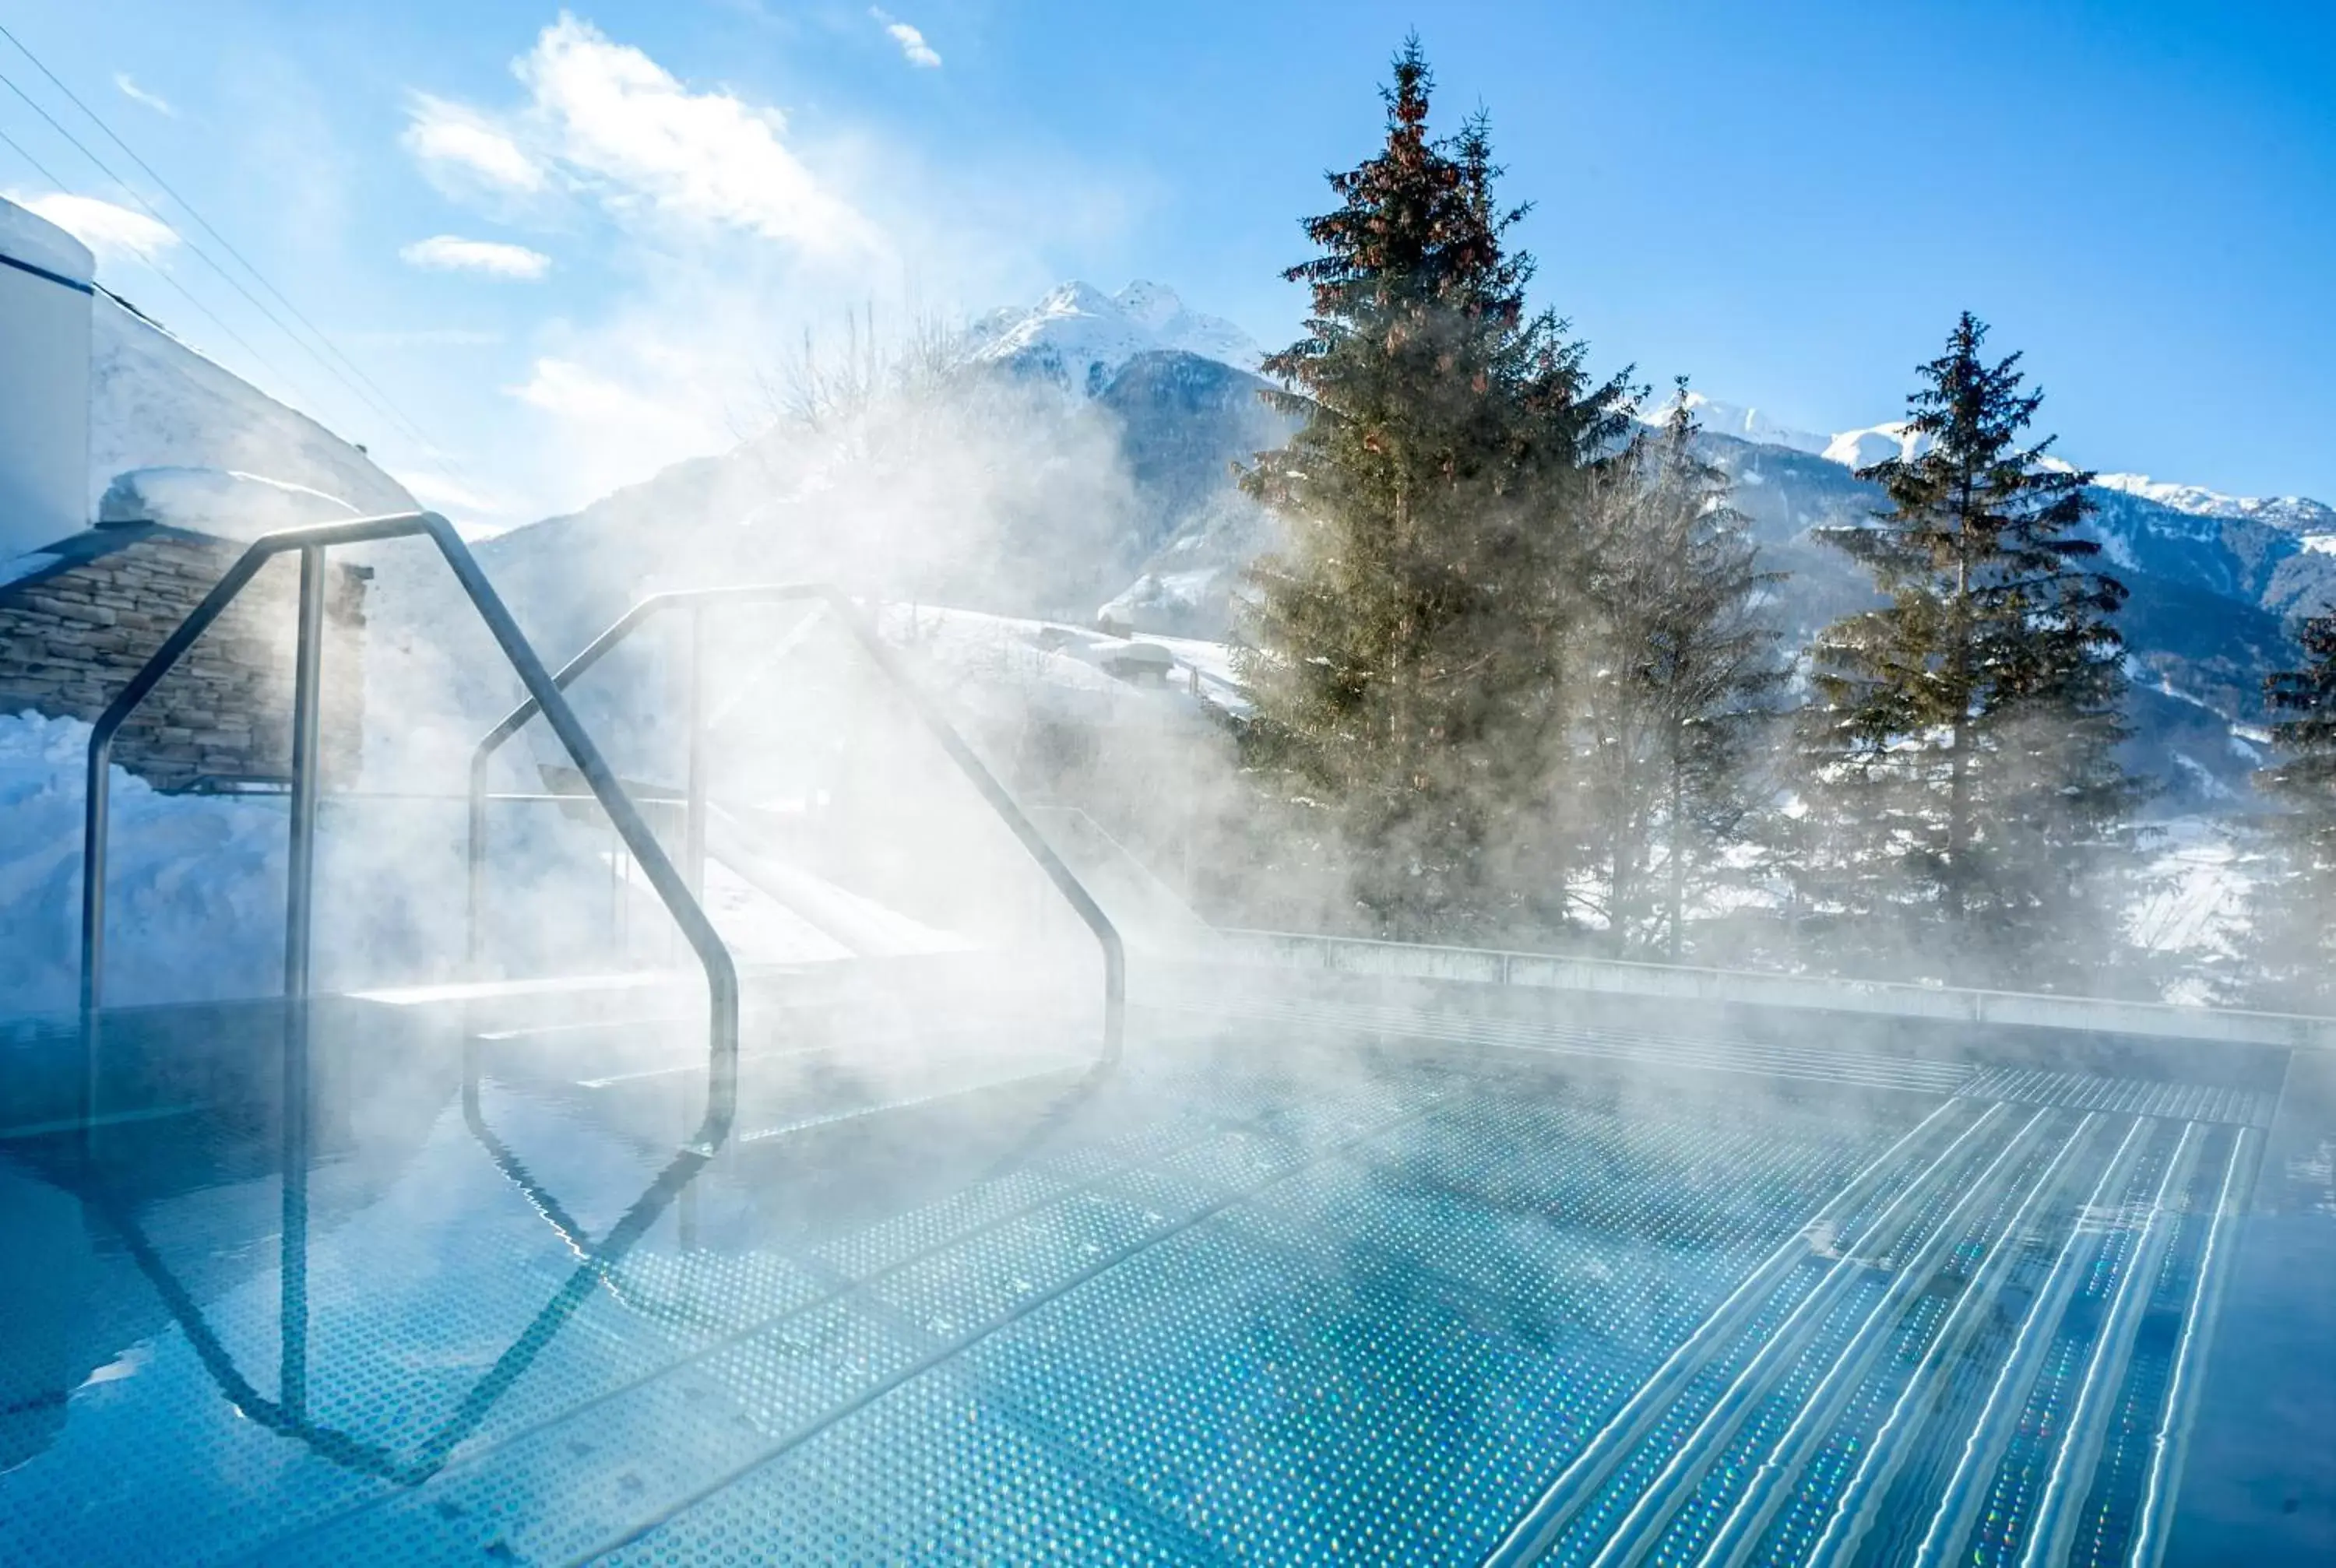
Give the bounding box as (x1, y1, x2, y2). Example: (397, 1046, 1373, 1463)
(0, 19, 448, 462)
(0, 62, 363, 423)
(0, 117, 304, 388)
(0, 116, 62, 185)
(0, 33, 479, 493)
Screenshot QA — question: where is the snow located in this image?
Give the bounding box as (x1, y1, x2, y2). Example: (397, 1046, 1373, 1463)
(1821, 423, 1925, 469)
(1642, 393, 1937, 473)
(1667, 392, 2336, 548)
(2093, 472, 2336, 536)
(2127, 814, 2252, 962)
(880, 601, 1247, 719)
(0, 194, 94, 283)
(2095, 524, 2138, 571)
(0, 710, 291, 1014)
(95, 466, 362, 540)
(1096, 568, 1223, 628)
(0, 704, 978, 1017)
(86, 292, 415, 526)
(1648, 392, 1826, 455)
(962, 280, 1262, 396)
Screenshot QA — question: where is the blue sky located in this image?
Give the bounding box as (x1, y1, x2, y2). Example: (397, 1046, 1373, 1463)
(2, 0, 2330, 524)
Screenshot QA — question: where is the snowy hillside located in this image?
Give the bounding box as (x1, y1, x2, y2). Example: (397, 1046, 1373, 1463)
(399, 277, 2336, 821)
(1650, 392, 1827, 455)
(2092, 472, 2336, 541)
(1653, 393, 2334, 544)
(964, 281, 1263, 397)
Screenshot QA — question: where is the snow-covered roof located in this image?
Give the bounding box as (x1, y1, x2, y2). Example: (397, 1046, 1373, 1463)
(0, 195, 93, 287)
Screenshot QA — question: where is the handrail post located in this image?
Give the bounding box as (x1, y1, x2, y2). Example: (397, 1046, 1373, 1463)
(284, 544, 325, 1000)
(79, 511, 740, 1154)
(470, 583, 1128, 1065)
(280, 542, 325, 1420)
(466, 747, 490, 976)
(81, 733, 111, 1016)
(684, 603, 707, 898)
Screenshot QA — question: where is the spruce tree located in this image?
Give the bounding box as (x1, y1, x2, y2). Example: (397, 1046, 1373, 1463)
(1796, 314, 2147, 990)
(2234, 613, 2336, 1009)
(1579, 385, 1785, 958)
(1237, 38, 1632, 940)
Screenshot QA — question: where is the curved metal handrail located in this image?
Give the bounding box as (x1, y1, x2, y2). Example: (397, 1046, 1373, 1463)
(79, 511, 739, 1148)
(467, 583, 1125, 1060)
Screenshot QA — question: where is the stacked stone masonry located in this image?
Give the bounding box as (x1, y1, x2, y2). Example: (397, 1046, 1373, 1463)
(0, 527, 365, 789)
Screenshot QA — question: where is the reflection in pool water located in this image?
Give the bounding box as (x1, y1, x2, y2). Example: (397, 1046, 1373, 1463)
(0, 990, 2327, 1563)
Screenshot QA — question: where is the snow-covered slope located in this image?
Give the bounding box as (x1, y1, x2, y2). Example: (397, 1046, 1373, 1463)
(86, 292, 415, 524)
(964, 281, 1262, 396)
(2092, 473, 2336, 540)
(1654, 392, 1827, 455)
(1651, 392, 2332, 543)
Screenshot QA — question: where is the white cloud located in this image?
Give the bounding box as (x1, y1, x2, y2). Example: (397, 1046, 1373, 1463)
(17, 192, 178, 262)
(385, 16, 1131, 519)
(515, 16, 881, 254)
(113, 73, 175, 117)
(870, 9, 942, 69)
(399, 234, 553, 279)
(403, 96, 546, 192)
(401, 18, 880, 258)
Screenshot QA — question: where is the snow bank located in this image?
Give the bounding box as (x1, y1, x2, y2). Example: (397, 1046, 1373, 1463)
(0, 710, 289, 1014)
(0, 710, 495, 1015)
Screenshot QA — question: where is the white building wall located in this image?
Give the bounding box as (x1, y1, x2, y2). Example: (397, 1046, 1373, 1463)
(0, 198, 93, 560)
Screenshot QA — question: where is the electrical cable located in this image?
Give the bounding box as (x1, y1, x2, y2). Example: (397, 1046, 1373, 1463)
(0, 118, 301, 384)
(0, 63, 356, 412)
(0, 19, 450, 462)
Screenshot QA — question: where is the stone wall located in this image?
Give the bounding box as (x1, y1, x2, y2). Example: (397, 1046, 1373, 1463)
(0, 524, 364, 789)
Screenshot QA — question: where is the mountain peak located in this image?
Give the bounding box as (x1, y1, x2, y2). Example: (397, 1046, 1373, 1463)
(1659, 392, 1828, 455)
(2091, 473, 2336, 537)
(965, 279, 1263, 396)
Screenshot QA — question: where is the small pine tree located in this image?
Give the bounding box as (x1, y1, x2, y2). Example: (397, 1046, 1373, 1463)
(2234, 613, 2336, 1010)
(1796, 313, 2148, 991)
(1237, 37, 1632, 940)
(1578, 385, 1785, 958)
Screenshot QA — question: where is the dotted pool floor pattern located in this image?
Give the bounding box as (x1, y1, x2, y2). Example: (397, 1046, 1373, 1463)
(0, 1024, 2265, 1566)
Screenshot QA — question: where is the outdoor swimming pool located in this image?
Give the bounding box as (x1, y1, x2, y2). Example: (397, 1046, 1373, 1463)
(0, 980, 2328, 1564)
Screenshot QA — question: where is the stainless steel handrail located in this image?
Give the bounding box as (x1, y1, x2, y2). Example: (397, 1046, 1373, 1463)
(79, 511, 740, 1147)
(466, 583, 1125, 1061)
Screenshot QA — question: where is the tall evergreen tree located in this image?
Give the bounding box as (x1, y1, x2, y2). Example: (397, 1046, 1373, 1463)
(1578, 385, 1785, 958)
(2233, 613, 2336, 1009)
(1796, 314, 2147, 990)
(1237, 39, 1633, 939)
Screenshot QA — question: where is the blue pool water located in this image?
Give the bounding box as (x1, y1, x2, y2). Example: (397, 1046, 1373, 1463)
(0, 986, 2328, 1564)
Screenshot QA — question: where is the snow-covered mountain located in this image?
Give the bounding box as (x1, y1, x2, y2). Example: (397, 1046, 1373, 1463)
(2091, 473, 2336, 543)
(962, 281, 1263, 397)
(448, 279, 2336, 816)
(1652, 392, 1828, 455)
(1656, 393, 2335, 544)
